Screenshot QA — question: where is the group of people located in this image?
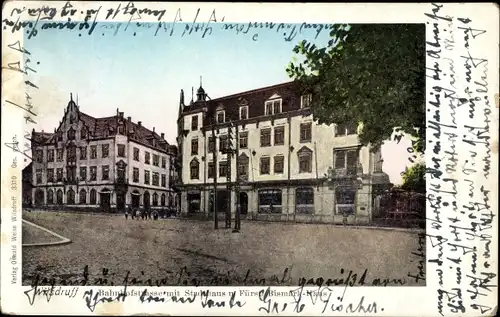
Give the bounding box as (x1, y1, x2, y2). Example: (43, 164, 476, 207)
(125, 207, 159, 220)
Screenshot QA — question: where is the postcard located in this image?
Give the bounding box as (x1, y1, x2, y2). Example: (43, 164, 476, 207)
(1, 1, 498, 316)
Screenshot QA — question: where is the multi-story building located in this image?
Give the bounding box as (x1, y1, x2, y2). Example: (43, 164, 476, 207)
(30, 95, 178, 214)
(176, 81, 392, 224)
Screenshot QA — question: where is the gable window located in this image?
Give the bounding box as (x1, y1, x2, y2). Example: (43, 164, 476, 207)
(47, 149, 54, 162)
(191, 138, 199, 155)
(216, 110, 225, 124)
(90, 146, 97, 159)
(191, 115, 199, 131)
(334, 149, 358, 175)
(298, 147, 313, 173)
(296, 187, 314, 214)
(133, 147, 140, 161)
(144, 170, 151, 184)
(80, 147, 87, 160)
(300, 123, 312, 143)
(218, 161, 228, 178)
(190, 159, 199, 179)
(102, 165, 110, 180)
(274, 126, 285, 145)
(153, 154, 159, 166)
(208, 136, 216, 152)
(336, 123, 357, 136)
(102, 144, 109, 158)
(239, 132, 248, 149)
(260, 128, 271, 147)
(239, 106, 248, 120)
(265, 99, 282, 115)
(274, 155, 284, 174)
(67, 128, 76, 140)
(145, 152, 150, 164)
(133, 168, 139, 183)
(208, 162, 215, 179)
(238, 154, 249, 180)
(260, 157, 270, 175)
(57, 149, 64, 162)
(301, 94, 313, 108)
(118, 144, 126, 157)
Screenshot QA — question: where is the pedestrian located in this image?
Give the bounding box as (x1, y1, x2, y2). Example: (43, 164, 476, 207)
(125, 209, 129, 220)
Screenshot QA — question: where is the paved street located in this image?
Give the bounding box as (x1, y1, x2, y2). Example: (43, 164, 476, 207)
(22, 211, 425, 287)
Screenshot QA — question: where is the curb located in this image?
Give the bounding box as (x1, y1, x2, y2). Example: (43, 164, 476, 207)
(22, 219, 72, 247)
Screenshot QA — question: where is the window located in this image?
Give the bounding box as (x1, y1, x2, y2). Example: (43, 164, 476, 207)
(118, 126, 124, 135)
(153, 193, 158, 206)
(219, 161, 228, 178)
(79, 189, 87, 204)
(145, 152, 150, 164)
(67, 128, 76, 140)
(47, 189, 54, 204)
(240, 106, 248, 120)
(336, 123, 357, 136)
(258, 189, 282, 213)
(118, 144, 126, 157)
(208, 162, 215, 179)
(191, 115, 198, 131)
(80, 167, 87, 181)
(191, 139, 199, 155)
(80, 147, 87, 160)
(161, 194, 166, 206)
(81, 128, 87, 140)
(190, 159, 199, 179)
(336, 187, 356, 215)
(67, 145, 77, 162)
(133, 148, 140, 161)
(133, 167, 139, 183)
(296, 187, 314, 214)
(57, 149, 64, 161)
(301, 93, 313, 108)
(67, 189, 75, 204)
(90, 189, 97, 204)
(274, 126, 285, 145)
(298, 147, 313, 173)
(300, 123, 312, 143)
(102, 144, 109, 158)
(274, 156, 284, 174)
(260, 128, 271, 147)
(102, 165, 110, 180)
(161, 157, 166, 168)
(161, 174, 166, 187)
(260, 157, 270, 175)
(216, 110, 225, 124)
(238, 154, 249, 180)
(219, 135, 228, 153)
(90, 146, 97, 159)
(47, 149, 54, 162)
(56, 168, 63, 182)
(55, 189, 63, 205)
(152, 172, 159, 186)
(239, 132, 248, 149)
(265, 99, 282, 115)
(153, 154, 159, 166)
(66, 166, 76, 182)
(144, 170, 150, 184)
(47, 169, 54, 182)
(90, 166, 97, 181)
(36, 169, 42, 184)
(334, 149, 358, 175)
(208, 136, 216, 152)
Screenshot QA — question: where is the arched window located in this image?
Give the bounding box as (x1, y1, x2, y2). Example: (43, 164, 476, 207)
(67, 188, 75, 204)
(295, 187, 314, 214)
(168, 194, 173, 207)
(153, 193, 158, 206)
(90, 189, 97, 204)
(79, 189, 87, 204)
(34, 189, 44, 206)
(47, 189, 54, 204)
(190, 158, 199, 180)
(161, 193, 166, 206)
(56, 189, 63, 205)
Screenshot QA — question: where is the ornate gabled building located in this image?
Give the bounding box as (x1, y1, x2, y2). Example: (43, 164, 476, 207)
(30, 95, 178, 214)
(176, 80, 392, 224)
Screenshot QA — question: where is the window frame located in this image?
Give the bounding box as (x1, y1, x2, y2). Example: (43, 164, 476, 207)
(300, 122, 312, 143)
(191, 138, 199, 155)
(239, 106, 248, 120)
(260, 156, 271, 175)
(216, 110, 225, 124)
(260, 128, 271, 147)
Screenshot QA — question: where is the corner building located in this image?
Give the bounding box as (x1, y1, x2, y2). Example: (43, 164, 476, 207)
(30, 95, 178, 214)
(176, 81, 392, 224)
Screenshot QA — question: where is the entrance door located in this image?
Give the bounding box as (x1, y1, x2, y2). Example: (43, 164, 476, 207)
(143, 192, 151, 211)
(131, 193, 140, 209)
(216, 190, 229, 213)
(100, 193, 111, 212)
(239, 192, 248, 215)
(117, 193, 125, 212)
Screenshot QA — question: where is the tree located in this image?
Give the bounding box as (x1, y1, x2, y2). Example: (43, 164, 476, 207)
(401, 162, 426, 193)
(286, 24, 425, 154)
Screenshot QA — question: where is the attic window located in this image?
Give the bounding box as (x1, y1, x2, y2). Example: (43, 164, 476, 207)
(265, 99, 282, 115)
(216, 110, 225, 124)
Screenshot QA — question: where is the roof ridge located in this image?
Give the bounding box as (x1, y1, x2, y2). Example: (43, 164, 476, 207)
(209, 81, 295, 102)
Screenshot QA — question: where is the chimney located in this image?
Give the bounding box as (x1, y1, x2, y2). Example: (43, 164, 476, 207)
(127, 116, 131, 121)
(153, 127, 155, 133)
(119, 112, 124, 118)
(161, 133, 165, 139)
(138, 121, 142, 127)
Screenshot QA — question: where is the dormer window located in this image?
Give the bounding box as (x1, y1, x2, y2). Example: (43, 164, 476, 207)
(301, 94, 312, 108)
(239, 106, 248, 120)
(216, 110, 225, 124)
(265, 99, 282, 116)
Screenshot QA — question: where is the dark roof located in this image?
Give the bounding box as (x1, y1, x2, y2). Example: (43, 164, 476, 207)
(32, 131, 54, 145)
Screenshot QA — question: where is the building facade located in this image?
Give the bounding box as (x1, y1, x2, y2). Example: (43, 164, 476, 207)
(30, 95, 178, 214)
(176, 81, 392, 224)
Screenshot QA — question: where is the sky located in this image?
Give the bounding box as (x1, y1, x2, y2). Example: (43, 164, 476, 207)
(24, 21, 418, 184)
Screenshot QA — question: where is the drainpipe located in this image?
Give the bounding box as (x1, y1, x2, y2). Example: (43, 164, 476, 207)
(287, 114, 292, 222)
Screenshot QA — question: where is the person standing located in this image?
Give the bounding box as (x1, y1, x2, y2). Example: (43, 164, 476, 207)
(125, 208, 129, 220)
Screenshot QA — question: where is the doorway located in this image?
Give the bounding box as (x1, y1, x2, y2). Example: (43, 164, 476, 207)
(131, 191, 140, 209)
(143, 191, 150, 211)
(116, 192, 126, 212)
(239, 192, 248, 215)
(100, 193, 111, 212)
